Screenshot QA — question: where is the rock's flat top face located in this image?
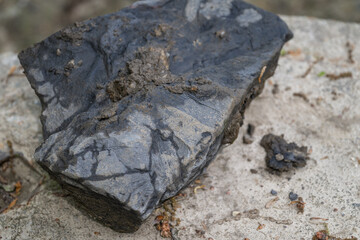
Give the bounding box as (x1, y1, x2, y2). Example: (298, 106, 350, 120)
(18, 0, 291, 232)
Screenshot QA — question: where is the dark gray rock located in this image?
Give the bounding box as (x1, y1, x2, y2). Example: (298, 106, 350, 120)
(18, 0, 292, 232)
(260, 134, 308, 172)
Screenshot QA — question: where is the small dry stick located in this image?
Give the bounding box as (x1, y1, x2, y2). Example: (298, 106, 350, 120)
(26, 176, 46, 205)
(346, 41, 355, 64)
(300, 57, 324, 78)
(258, 66, 267, 83)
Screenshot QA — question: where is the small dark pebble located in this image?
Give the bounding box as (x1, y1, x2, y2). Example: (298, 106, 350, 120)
(270, 190, 278, 196)
(352, 203, 360, 208)
(260, 134, 308, 172)
(243, 123, 256, 144)
(272, 84, 279, 94)
(246, 124, 256, 136)
(195, 229, 205, 236)
(243, 135, 254, 144)
(289, 192, 298, 201)
(250, 169, 258, 174)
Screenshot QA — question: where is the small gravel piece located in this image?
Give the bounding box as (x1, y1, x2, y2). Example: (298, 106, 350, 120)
(289, 192, 298, 201)
(275, 153, 284, 161)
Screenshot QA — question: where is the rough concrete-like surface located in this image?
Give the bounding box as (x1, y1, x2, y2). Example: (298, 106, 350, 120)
(0, 53, 42, 160)
(0, 16, 359, 239)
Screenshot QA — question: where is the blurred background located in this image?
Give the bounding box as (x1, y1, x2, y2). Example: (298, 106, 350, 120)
(0, 0, 360, 52)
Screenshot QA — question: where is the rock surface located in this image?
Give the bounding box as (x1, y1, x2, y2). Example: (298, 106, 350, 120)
(0, 16, 360, 239)
(17, 0, 291, 232)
